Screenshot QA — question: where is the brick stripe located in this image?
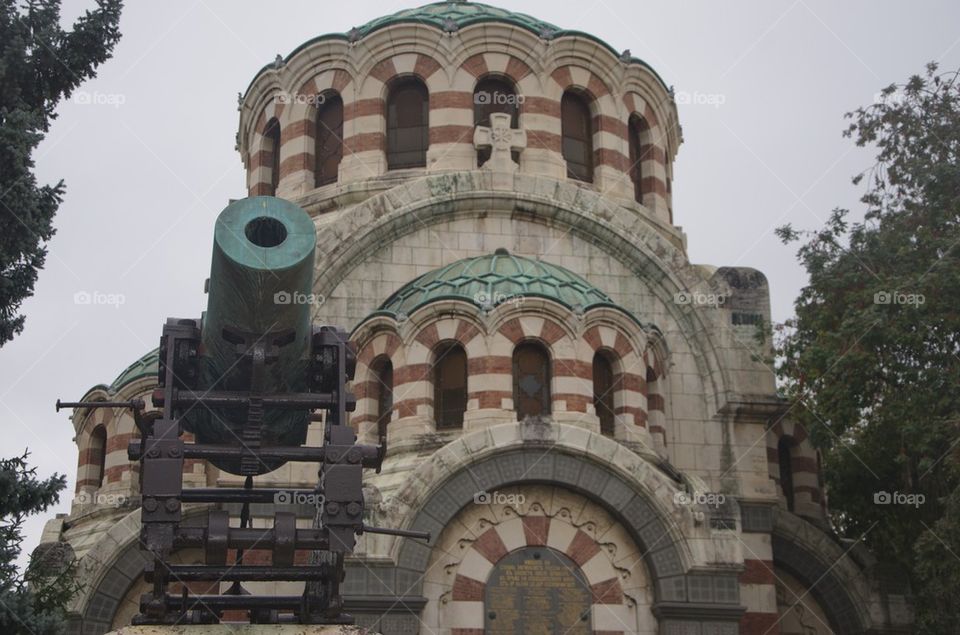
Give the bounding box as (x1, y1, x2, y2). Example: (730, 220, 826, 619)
(740, 559, 776, 585)
(452, 574, 484, 601)
(473, 527, 508, 563)
(590, 577, 624, 604)
(740, 611, 780, 635)
(469, 389, 511, 409)
(566, 529, 601, 566)
(522, 516, 550, 546)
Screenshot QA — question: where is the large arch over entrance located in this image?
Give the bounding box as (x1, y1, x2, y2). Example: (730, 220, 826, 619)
(388, 429, 746, 633)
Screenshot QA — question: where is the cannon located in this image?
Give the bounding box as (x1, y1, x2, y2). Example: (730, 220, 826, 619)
(186, 196, 322, 474)
(58, 197, 428, 625)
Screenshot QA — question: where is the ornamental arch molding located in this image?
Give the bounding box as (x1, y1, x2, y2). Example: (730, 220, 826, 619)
(384, 425, 745, 625)
(310, 173, 733, 415)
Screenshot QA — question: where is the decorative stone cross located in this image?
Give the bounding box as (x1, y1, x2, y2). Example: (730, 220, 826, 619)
(473, 112, 526, 172)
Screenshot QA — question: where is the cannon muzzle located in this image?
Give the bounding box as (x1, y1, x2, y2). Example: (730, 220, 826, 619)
(183, 196, 318, 474)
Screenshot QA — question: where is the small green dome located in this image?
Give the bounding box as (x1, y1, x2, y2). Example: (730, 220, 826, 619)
(376, 250, 620, 318)
(352, 1, 560, 39)
(109, 348, 158, 392)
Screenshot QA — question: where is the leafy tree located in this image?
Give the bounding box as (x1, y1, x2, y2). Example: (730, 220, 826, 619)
(0, 0, 123, 346)
(0, 452, 76, 635)
(776, 63, 960, 633)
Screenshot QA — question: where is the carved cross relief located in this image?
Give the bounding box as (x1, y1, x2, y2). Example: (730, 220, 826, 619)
(473, 112, 526, 172)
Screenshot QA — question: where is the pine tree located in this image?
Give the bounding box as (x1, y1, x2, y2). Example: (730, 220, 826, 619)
(0, 0, 123, 346)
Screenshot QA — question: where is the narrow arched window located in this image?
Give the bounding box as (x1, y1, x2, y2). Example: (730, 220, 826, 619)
(434, 343, 467, 429)
(265, 117, 281, 195)
(561, 91, 593, 182)
(387, 78, 429, 169)
(513, 342, 551, 420)
(372, 357, 393, 440)
(473, 77, 519, 167)
(628, 114, 650, 203)
(593, 352, 616, 437)
(778, 437, 795, 512)
(315, 94, 343, 186)
(90, 425, 107, 487)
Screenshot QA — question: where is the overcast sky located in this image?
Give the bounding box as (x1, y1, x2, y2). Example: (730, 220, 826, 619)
(4, 0, 960, 565)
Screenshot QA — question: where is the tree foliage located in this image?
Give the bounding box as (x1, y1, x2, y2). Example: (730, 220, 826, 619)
(0, 452, 76, 635)
(776, 63, 960, 633)
(0, 0, 123, 346)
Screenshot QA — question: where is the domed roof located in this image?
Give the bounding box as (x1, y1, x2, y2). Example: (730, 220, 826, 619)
(109, 348, 158, 392)
(351, 1, 560, 40)
(254, 2, 668, 97)
(375, 249, 627, 319)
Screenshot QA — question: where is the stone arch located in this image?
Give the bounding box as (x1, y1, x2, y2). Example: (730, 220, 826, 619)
(67, 507, 209, 634)
(352, 328, 403, 444)
(386, 430, 739, 616)
(427, 484, 655, 633)
(772, 511, 872, 634)
(309, 174, 733, 418)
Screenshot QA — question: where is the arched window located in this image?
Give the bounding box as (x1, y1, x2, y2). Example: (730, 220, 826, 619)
(513, 342, 551, 420)
(473, 77, 519, 167)
(387, 78, 429, 169)
(90, 425, 107, 487)
(434, 343, 467, 429)
(628, 114, 650, 203)
(315, 94, 343, 186)
(265, 117, 281, 195)
(778, 437, 795, 512)
(593, 352, 616, 437)
(371, 357, 393, 440)
(561, 91, 593, 182)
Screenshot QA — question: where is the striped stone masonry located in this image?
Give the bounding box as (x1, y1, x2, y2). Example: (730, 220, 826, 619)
(239, 24, 679, 222)
(350, 303, 658, 450)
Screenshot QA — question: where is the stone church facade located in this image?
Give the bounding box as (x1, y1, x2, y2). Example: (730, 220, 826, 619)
(42, 2, 913, 634)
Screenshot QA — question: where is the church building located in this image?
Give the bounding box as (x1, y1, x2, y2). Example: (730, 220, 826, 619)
(42, 2, 913, 633)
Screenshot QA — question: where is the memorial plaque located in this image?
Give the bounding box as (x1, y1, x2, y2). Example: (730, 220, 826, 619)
(484, 547, 592, 634)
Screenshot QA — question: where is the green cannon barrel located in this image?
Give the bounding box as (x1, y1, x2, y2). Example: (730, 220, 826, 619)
(184, 196, 317, 474)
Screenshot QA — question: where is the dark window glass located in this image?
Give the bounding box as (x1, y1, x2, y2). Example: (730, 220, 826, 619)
(593, 352, 616, 437)
(387, 79, 429, 169)
(473, 77, 519, 167)
(434, 343, 467, 429)
(90, 425, 107, 487)
(628, 114, 648, 203)
(265, 118, 281, 195)
(513, 342, 551, 420)
(778, 437, 795, 511)
(373, 357, 393, 440)
(561, 92, 593, 182)
(315, 94, 343, 186)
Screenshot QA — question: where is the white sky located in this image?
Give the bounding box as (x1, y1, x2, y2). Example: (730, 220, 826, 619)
(4, 0, 960, 566)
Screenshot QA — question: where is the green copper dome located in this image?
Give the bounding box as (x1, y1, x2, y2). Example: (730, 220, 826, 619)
(376, 250, 621, 318)
(348, 1, 560, 39)
(250, 2, 668, 98)
(109, 348, 158, 392)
